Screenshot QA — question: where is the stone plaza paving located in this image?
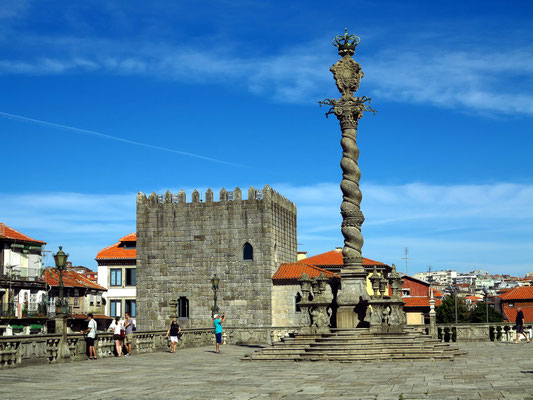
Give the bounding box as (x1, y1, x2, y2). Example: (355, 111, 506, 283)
(0, 342, 532, 399)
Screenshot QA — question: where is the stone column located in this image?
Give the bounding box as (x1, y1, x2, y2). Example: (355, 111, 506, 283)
(321, 29, 375, 328)
(429, 288, 437, 338)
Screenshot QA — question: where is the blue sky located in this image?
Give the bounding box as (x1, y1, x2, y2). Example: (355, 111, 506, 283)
(0, 0, 532, 275)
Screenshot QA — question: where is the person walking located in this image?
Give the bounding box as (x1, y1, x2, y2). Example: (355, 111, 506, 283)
(124, 312, 134, 356)
(213, 313, 225, 353)
(81, 313, 98, 360)
(165, 319, 181, 353)
(109, 316, 125, 356)
(514, 307, 530, 343)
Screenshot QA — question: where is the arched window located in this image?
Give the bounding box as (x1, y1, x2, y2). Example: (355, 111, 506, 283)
(243, 242, 253, 261)
(177, 297, 189, 319)
(295, 292, 302, 313)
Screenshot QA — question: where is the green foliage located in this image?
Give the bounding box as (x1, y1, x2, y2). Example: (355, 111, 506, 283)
(470, 302, 503, 323)
(436, 295, 469, 323)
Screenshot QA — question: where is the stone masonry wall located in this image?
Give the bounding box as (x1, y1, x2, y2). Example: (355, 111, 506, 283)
(136, 185, 297, 331)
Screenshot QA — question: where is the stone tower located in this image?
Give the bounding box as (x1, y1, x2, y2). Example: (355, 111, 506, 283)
(136, 185, 297, 331)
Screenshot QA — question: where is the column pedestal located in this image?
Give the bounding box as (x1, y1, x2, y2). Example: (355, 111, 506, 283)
(336, 274, 369, 328)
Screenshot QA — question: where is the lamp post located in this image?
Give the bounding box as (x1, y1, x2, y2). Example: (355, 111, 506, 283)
(449, 285, 458, 324)
(483, 287, 489, 323)
(53, 246, 71, 361)
(211, 274, 220, 317)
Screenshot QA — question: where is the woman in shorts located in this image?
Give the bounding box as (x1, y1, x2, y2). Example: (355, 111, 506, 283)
(166, 319, 181, 353)
(109, 316, 124, 357)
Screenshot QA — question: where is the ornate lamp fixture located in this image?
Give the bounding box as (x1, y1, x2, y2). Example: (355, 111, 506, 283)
(53, 246, 69, 315)
(211, 274, 220, 316)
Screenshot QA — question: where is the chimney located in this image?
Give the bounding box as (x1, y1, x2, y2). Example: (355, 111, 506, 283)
(297, 251, 307, 261)
(335, 247, 342, 252)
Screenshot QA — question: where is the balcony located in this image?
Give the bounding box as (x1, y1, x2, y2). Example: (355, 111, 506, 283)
(0, 268, 46, 290)
(0, 304, 16, 318)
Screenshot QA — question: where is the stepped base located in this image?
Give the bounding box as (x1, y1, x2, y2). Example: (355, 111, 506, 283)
(242, 328, 465, 362)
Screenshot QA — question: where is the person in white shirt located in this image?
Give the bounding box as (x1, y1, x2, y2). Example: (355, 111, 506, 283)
(109, 316, 124, 357)
(81, 313, 98, 360)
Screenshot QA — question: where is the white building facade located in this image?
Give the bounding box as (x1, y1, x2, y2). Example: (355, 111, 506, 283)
(96, 233, 136, 323)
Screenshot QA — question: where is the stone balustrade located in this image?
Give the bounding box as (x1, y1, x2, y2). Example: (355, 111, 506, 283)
(0, 326, 296, 369)
(411, 322, 533, 343)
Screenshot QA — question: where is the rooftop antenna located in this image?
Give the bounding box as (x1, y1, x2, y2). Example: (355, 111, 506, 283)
(401, 247, 414, 275)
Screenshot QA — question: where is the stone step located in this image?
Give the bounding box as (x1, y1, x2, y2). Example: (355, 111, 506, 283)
(243, 329, 463, 362)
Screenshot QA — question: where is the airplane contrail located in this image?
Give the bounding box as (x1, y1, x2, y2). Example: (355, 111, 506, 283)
(0, 111, 245, 167)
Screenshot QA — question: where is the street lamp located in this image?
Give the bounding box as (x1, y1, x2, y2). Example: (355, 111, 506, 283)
(211, 274, 220, 317)
(483, 287, 489, 323)
(449, 285, 458, 324)
(53, 246, 71, 361)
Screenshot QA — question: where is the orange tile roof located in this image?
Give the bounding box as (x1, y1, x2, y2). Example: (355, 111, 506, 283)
(465, 296, 483, 301)
(500, 286, 533, 301)
(432, 289, 443, 298)
(119, 232, 136, 242)
(96, 233, 136, 260)
(0, 223, 46, 244)
(503, 307, 533, 323)
(402, 297, 442, 308)
(273, 263, 340, 281)
(298, 250, 387, 267)
(42, 268, 106, 291)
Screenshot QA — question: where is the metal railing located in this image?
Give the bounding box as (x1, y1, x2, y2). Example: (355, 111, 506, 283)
(0, 304, 16, 318)
(0, 268, 42, 281)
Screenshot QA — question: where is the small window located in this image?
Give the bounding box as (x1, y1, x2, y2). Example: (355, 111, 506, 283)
(125, 300, 136, 317)
(509, 303, 514, 307)
(125, 268, 136, 286)
(243, 242, 253, 261)
(178, 297, 189, 319)
(110, 300, 122, 317)
(295, 293, 302, 313)
(110, 269, 122, 286)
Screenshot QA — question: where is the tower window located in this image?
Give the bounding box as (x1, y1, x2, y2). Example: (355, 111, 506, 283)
(243, 242, 253, 261)
(178, 297, 189, 319)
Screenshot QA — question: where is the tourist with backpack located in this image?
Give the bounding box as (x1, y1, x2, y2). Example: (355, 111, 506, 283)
(109, 316, 124, 357)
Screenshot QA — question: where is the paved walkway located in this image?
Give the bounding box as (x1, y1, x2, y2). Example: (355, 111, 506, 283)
(0, 342, 532, 399)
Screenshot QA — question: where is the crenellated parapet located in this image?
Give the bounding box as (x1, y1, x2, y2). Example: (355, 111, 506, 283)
(136, 185, 296, 212)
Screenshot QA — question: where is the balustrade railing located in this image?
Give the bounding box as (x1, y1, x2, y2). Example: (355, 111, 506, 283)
(410, 322, 533, 343)
(0, 325, 296, 369)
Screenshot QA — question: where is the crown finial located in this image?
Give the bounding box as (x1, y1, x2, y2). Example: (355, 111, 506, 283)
(332, 28, 360, 57)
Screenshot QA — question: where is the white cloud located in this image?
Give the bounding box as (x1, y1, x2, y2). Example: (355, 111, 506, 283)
(1, 182, 531, 274)
(1, 33, 532, 115)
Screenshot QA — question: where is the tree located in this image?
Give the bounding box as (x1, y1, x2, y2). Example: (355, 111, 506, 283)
(436, 295, 469, 323)
(469, 302, 503, 323)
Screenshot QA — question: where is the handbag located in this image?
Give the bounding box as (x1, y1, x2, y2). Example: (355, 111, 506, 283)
(120, 329, 126, 339)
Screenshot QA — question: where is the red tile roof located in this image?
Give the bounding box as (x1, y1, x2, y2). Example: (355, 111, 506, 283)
(42, 268, 106, 291)
(119, 232, 136, 242)
(503, 307, 533, 323)
(0, 223, 46, 244)
(500, 286, 533, 301)
(96, 233, 136, 260)
(402, 297, 442, 308)
(298, 250, 387, 267)
(273, 263, 340, 281)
